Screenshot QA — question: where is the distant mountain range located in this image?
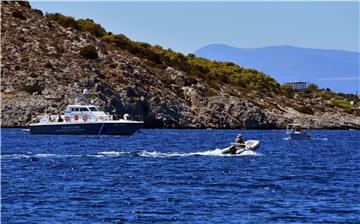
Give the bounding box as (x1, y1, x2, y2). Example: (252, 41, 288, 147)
(194, 44, 359, 94)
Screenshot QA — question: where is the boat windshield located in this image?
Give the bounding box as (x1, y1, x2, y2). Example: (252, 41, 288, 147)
(89, 107, 98, 111)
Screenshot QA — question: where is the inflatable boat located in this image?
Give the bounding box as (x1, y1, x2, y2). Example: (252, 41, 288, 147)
(221, 140, 260, 155)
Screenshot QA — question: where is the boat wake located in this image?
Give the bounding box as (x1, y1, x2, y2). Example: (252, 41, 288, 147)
(1, 153, 81, 159)
(282, 137, 328, 141)
(312, 137, 328, 141)
(1, 149, 261, 159)
(100, 149, 261, 157)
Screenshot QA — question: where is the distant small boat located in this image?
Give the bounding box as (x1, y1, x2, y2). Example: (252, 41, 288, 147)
(286, 123, 311, 139)
(29, 104, 143, 135)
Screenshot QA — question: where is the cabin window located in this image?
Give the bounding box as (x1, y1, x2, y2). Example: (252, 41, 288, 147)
(89, 107, 98, 111)
(80, 108, 89, 112)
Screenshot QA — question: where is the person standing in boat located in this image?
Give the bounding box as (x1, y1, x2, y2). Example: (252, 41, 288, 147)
(224, 134, 246, 154)
(235, 134, 245, 147)
(57, 115, 63, 122)
(232, 134, 246, 153)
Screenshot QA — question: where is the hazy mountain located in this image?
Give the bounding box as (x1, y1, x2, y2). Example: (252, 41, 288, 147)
(195, 44, 359, 93)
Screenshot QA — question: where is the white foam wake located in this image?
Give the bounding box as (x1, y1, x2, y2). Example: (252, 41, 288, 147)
(282, 137, 328, 141)
(137, 149, 260, 157)
(1, 149, 261, 159)
(312, 137, 328, 141)
(95, 151, 125, 156)
(0, 153, 81, 159)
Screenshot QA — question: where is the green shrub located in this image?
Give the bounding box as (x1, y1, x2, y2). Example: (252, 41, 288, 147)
(79, 45, 98, 59)
(33, 9, 43, 16)
(307, 83, 318, 91)
(225, 62, 236, 66)
(101, 34, 129, 46)
(47, 13, 107, 38)
(46, 13, 78, 28)
(280, 84, 294, 97)
(186, 56, 280, 93)
(77, 19, 106, 37)
(313, 91, 334, 100)
(335, 92, 359, 102)
(330, 98, 352, 110)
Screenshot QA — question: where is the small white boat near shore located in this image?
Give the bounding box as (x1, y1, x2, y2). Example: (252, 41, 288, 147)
(286, 123, 311, 139)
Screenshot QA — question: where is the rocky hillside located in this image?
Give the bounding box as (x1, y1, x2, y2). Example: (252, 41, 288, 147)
(1, 1, 359, 129)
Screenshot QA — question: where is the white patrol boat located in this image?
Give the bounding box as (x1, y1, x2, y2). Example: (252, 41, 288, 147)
(29, 104, 144, 135)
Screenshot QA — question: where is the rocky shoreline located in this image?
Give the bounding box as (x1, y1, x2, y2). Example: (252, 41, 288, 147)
(1, 2, 360, 130)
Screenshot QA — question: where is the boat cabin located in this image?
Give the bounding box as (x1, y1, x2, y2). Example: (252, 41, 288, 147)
(66, 105, 102, 113)
(34, 104, 133, 124)
(64, 105, 108, 121)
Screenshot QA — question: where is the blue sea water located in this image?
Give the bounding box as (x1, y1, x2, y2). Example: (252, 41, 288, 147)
(1, 128, 360, 223)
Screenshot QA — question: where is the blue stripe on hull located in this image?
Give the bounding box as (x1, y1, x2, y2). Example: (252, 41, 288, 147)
(30, 123, 143, 135)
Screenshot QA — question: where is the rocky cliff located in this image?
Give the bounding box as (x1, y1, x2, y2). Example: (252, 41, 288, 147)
(1, 2, 359, 129)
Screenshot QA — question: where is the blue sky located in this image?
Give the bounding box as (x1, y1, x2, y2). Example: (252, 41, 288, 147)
(30, 1, 359, 54)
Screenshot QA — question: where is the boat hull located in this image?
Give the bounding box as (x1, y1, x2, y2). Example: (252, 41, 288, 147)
(29, 122, 143, 135)
(288, 133, 311, 139)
